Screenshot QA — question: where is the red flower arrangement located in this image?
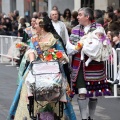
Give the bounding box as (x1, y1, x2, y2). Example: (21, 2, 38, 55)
(43, 48, 63, 61)
(16, 42, 27, 50)
(16, 42, 28, 55)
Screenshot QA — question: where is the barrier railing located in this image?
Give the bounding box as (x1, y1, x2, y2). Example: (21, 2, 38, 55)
(116, 48, 120, 85)
(106, 48, 120, 98)
(0, 35, 23, 66)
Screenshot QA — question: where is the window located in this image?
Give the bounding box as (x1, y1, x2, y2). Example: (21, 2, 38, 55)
(11, 0, 16, 12)
(81, 0, 94, 9)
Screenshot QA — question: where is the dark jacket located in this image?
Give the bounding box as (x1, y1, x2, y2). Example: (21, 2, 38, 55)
(114, 42, 120, 49)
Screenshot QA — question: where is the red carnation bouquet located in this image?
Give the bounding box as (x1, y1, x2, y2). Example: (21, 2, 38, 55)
(43, 48, 63, 61)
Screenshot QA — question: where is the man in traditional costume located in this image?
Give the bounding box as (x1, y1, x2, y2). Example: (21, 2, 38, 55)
(66, 7, 111, 120)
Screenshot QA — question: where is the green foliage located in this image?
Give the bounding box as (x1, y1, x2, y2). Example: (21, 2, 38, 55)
(39, 103, 54, 112)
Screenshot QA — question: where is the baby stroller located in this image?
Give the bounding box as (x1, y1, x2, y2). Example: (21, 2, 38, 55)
(25, 60, 64, 120)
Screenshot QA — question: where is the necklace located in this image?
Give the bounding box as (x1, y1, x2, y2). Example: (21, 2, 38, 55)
(40, 32, 50, 39)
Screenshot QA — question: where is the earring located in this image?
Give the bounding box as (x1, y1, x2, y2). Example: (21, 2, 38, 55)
(41, 29, 43, 33)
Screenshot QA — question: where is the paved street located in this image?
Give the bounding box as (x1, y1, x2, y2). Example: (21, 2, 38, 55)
(0, 63, 18, 120)
(72, 96, 120, 120)
(0, 63, 120, 120)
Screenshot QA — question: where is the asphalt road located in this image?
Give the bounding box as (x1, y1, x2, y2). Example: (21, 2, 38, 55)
(72, 95, 120, 120)
(0, 63, 120, 120)
(0, 63, 18, 120)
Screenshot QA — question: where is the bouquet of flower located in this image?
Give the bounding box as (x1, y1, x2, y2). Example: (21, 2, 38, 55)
(75, 42, 83, 50)
(16, 42, 28, 56)
(16, 42, 27, 50)
(43, 48, 63, 61)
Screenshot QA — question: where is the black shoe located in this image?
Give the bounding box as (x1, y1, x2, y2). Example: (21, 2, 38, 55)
(88, 116, 93, 120)
(113, 79, 119, 84)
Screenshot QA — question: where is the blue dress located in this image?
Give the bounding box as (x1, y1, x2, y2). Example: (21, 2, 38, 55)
(8, 34, 76, 120)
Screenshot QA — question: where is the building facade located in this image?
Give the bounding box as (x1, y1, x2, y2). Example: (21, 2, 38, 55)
(48, 0, 74, 15)
(74, 0, 120, 11)
(1, 0, 47, 17)
(1, 0, 120, 17)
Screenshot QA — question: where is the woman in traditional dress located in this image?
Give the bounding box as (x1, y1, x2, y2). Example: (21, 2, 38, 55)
(8, 16, 76, 120)
(16, 17, 37, 66)
(22, 17, 36, 45)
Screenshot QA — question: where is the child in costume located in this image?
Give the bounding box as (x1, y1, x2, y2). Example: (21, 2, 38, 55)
(75, 27, 112, 66)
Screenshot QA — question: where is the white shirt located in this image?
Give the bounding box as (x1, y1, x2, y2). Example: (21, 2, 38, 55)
(52, 20, 69, 45)
(84, 24, 91, 34)
(52, 21, 61, 35)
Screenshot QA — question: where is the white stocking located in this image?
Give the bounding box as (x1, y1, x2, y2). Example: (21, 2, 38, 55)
(77, 97, 88, 119)
(88, 98, 98, 119)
